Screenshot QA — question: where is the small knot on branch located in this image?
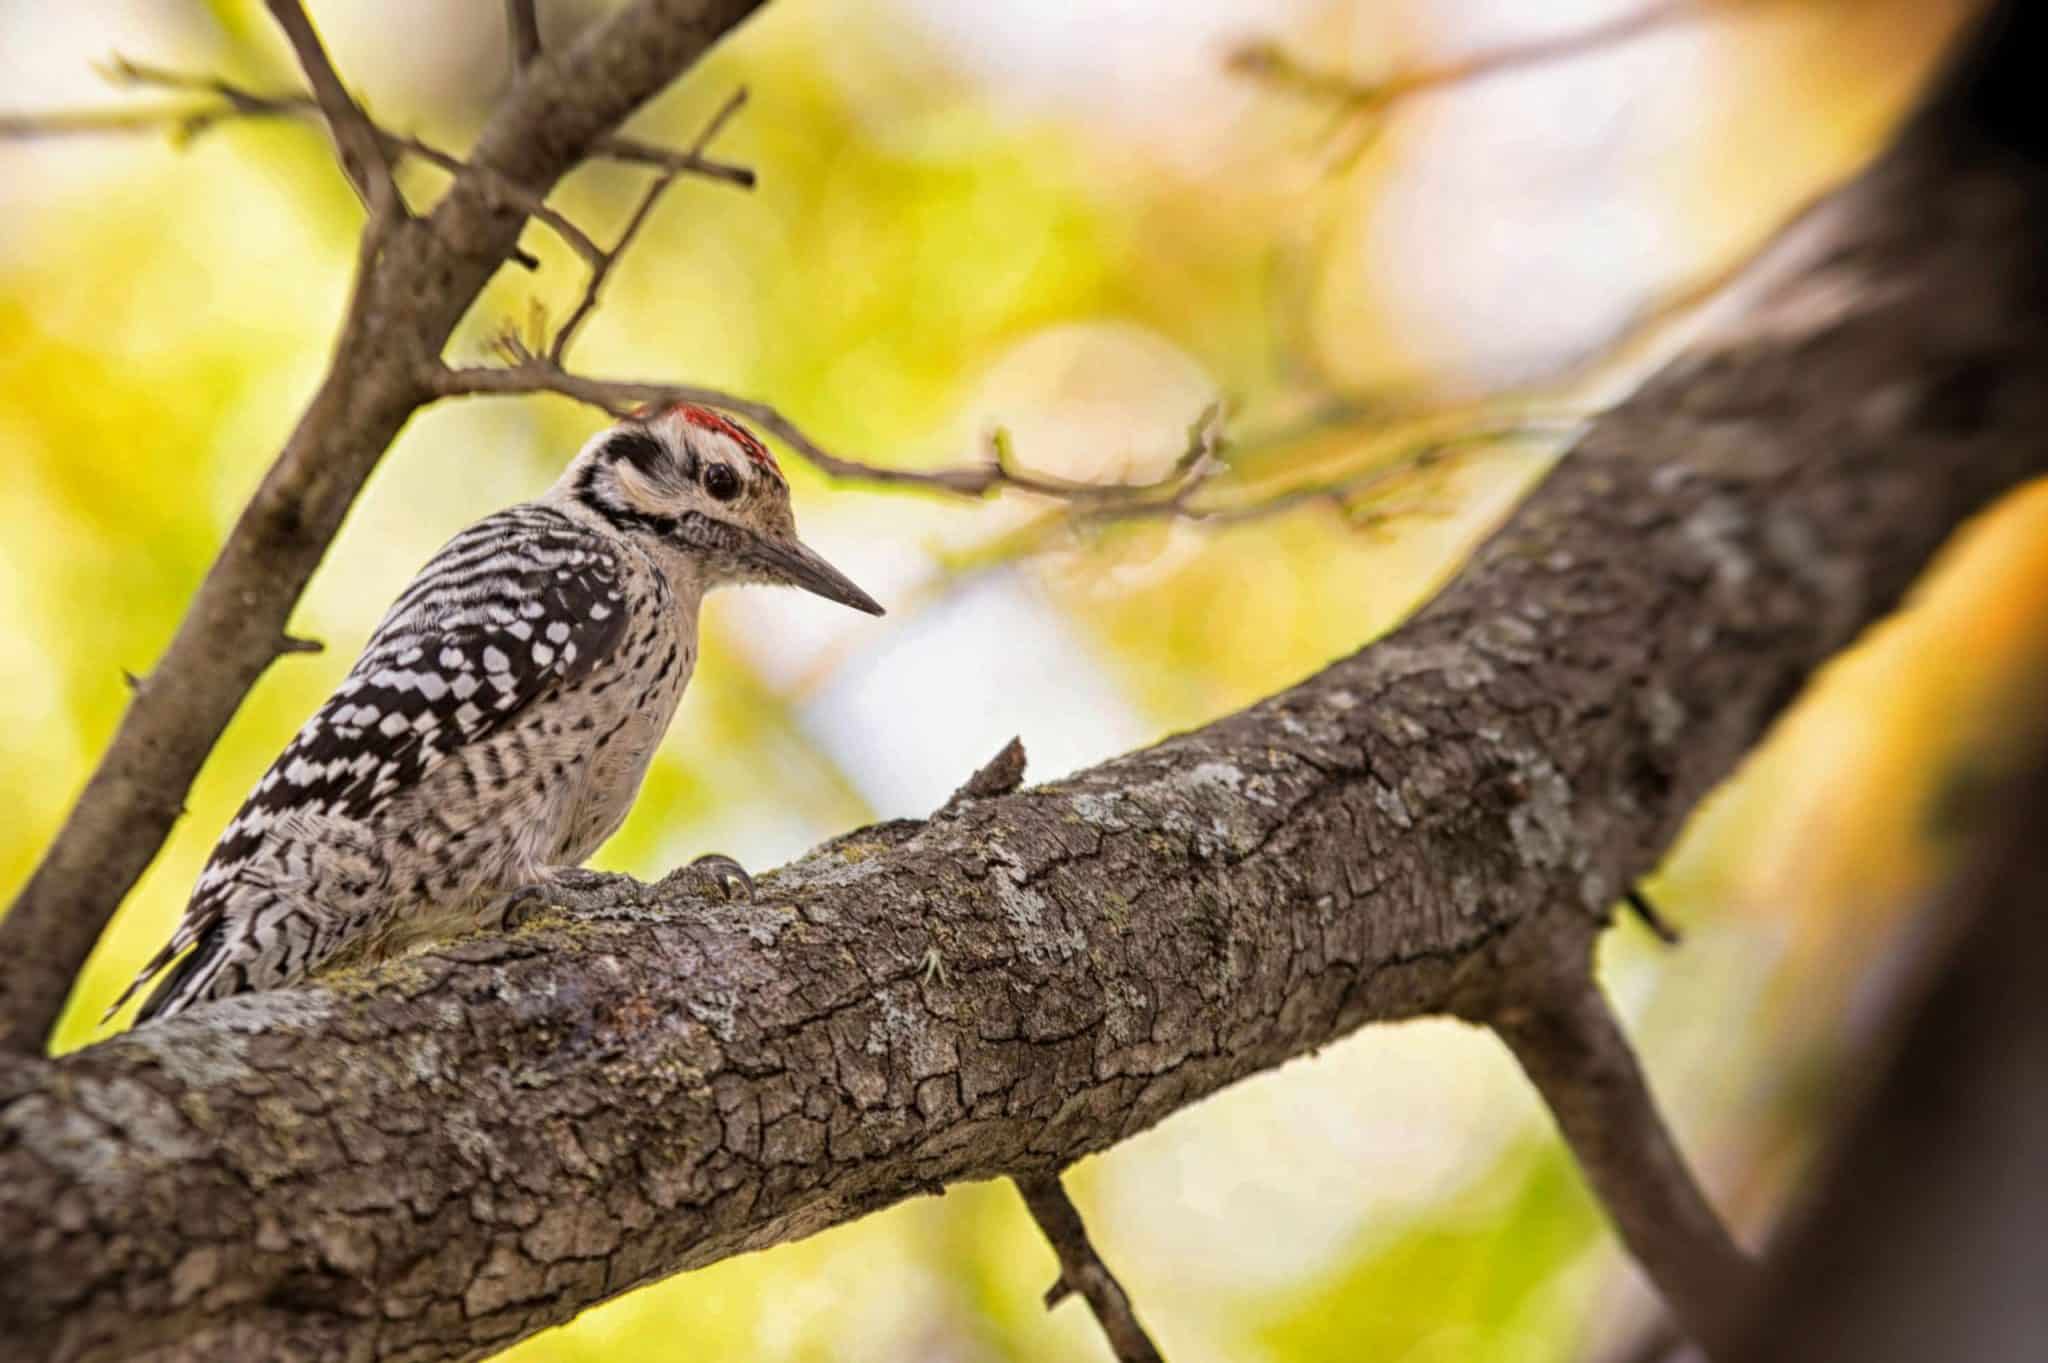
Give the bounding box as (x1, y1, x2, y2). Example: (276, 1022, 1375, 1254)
(938, 736, 1027, 817)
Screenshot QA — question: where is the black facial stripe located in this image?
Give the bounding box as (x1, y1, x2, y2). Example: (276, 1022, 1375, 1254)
(596, 505, 681, 540)
(602, 429, 669, 479)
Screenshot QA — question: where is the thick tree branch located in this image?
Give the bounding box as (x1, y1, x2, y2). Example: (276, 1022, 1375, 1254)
(952, 745, 1167, 1362)
(3, 21, 2045, 1353)
(0, 0, 770, 1056)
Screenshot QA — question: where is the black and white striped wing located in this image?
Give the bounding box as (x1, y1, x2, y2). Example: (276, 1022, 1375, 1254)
(217, 505, 629, 862)
(110, 507, 629, 1016)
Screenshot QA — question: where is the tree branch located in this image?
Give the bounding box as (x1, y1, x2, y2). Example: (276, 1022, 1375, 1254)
(1229, 0, 1708, 165)
(433, 356, 1235, 501)
(4, 25, 2045, 1352)
(263, 0, 401, 222)
(1015, 1175, 1167, 1363)
(940, 745, 1168, 1363)
(1231, 0, 1700, 106)
(6, 58, 742, 271)
(1488, 957, 1755, 1357)
(596, 132, 755, 187)
(0, 57, 757, 189)
(551, 86, 750, 365)
(0, 0, 771, 1056)
(505, 0, 542, 73)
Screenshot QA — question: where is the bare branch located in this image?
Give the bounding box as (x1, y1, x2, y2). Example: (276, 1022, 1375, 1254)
(0, 57, 306, 144)
(598, 132, 756, 187)
(108, 60, 608, 266)
(1624, 887, 1683, 946)
(437, 351, 1558, 539)
(262, 0, 401, 223)
(2, 56, 756, 293)
(0, 58, 753, 193)
(1229, 0, 1706, 164)
(429, 356, 1231, 504)
(1488, 956, 1757, 1358)
(506, 0, 542, 72)
(552, 87, 749, 364)
(1014, 1175, 1168, 1363)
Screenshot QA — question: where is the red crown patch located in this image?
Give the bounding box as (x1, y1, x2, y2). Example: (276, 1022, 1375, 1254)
(636, 401, 782, 480)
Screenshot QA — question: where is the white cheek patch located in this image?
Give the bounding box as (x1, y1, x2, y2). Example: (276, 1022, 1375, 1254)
(613, 457, 686, 517)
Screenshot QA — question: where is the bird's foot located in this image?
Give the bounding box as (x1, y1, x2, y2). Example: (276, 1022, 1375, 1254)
(658, 853, 755, 903)
(503, 856, 752, 928)
(505, 867, 657, 925)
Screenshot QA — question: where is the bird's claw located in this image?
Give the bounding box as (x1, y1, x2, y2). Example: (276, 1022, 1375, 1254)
(506, 868, 655, 924)
(663, 853, 754, 902)
(504, 858, 750, 929)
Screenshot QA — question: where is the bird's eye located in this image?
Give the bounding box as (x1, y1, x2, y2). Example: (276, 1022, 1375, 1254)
(703, 463, 741, 501)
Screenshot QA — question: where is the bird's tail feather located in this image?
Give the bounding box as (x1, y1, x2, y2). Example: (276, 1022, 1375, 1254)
(132, 923, 229, 1024)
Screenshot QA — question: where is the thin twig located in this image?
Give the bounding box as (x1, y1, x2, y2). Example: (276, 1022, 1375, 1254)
(1013, 1174, 1167, 1363)
(1230, 1, 1713, 169)
(598, 133, 756, 187)
(0, 57, 755, 191)
(505, 0, 542, 72)
(1231, 0, 1703, 117)
(429, 356, 1230, 503)
(1624, 887, 1683, 946)
(4, 57, 751, 276)
(1093, 421, 1565, 527)
(1489, 951, 1757, 1358)
(432, 353, 1566, 538)
(552, 87, 750, 364)
(9, 59, 656, 272)
(262, 0, 401, 222)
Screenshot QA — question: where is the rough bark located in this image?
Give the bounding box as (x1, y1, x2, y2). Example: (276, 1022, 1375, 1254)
(0, 0, 768, 1055)
(3, 26, 2046, 1350)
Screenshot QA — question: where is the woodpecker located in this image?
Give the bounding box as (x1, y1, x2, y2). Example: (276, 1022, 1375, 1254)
(110, 403, 883, 1024)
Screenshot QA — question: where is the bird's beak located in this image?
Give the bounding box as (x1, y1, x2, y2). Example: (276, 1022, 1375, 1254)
(750, 536, 886, 616)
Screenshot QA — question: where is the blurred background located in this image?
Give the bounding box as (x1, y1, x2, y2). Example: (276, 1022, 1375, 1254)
(3, 1, 2041, 1360)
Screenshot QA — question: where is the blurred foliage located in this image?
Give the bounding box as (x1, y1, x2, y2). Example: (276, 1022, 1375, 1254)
(1259, 1144, 1602, 1363)
(1, 1, 2038, 1360)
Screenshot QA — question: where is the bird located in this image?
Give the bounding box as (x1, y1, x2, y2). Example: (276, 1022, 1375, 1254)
(109, 402, 884, 1024)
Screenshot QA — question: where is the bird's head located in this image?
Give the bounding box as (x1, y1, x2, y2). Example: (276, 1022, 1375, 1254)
(560, 402, 884, 616)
